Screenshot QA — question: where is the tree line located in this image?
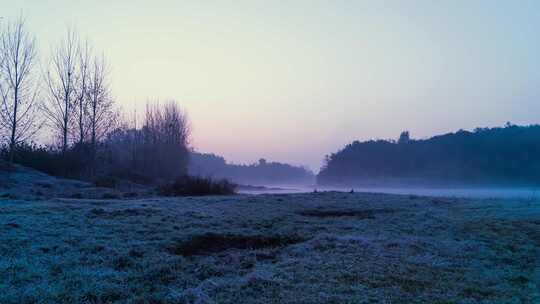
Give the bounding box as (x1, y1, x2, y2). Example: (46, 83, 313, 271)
(0, 17, 190, 184)
(189, 153, 315, 186)
(318, 124, 540, 186)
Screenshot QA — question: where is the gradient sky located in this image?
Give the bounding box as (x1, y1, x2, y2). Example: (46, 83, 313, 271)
(2, 1, 540, 171)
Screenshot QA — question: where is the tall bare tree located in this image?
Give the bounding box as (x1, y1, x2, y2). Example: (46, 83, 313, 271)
(74, 39, 90, 145)
(87, 53, 116, 149)
(43, 28, 78, 153)
(0, 17, 40, 162)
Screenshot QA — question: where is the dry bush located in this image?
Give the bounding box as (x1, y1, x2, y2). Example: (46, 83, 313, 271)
(158, 175, 236, 196)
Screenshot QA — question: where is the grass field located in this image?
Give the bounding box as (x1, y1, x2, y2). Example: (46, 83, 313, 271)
(1, 189, 539, 303)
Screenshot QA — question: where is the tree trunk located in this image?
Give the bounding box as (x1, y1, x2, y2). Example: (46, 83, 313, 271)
(79, 99, 84, 144)
(63, 97, 68, 154)
(8, 89, 18, 163)
(91, 99, 96, 148)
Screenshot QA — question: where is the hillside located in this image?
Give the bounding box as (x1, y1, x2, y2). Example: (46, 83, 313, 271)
(318, 124, 540, 186)
(0, 161, 146, 200)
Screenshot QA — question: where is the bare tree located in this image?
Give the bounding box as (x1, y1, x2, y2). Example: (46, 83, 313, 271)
(142, 100, 190, 179)
(87, 53, 117, 149)
(74, 39, 91, 145)
(43, 28, 78, 153)
(0, 17, 40, 162)
(100, 101, 189, 181)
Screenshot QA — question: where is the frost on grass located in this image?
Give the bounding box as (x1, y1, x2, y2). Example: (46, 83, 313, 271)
(0, 190, 539, 303)
(166, 233, 306, 256)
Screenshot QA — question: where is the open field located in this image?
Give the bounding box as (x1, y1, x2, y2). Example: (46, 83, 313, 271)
(1, 190, 539, 303)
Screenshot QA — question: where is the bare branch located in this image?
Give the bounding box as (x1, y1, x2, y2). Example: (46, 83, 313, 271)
(43, 27, 79, 153)
(0, 16, 40, 162)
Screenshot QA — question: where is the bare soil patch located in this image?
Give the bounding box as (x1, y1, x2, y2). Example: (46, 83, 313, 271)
(87, 208, 159, 218)
(297, 208, 397, 218)
(167, 233, 306, 256)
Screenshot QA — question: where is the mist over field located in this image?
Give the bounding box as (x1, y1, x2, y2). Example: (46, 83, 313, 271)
(1, 1, 540, 303)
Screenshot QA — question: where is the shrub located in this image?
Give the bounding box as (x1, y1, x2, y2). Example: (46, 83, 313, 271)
(158, 176, 236, 196)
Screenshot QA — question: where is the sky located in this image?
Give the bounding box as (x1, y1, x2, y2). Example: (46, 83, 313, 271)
(2, 0, 540, 171)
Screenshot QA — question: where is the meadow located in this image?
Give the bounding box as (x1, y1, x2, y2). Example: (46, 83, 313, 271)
(1, 175, 538, 303)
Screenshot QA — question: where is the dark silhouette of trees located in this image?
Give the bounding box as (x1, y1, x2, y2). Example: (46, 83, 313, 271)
(142, 101, 190, 179)
(87, 53, 116, 150)
(318, 124, 540, 186)
(43, 28, 79, 154)
(189, 152, 315, 185)
(2, 100, 190, 184)
(0, 18, 203, 190)
(74, 39, 90, 145)
(41, 28, 117, 171)
(101, 100, 190, 182)
(398, 131, 410, 144)
(0, 17, 40, 163)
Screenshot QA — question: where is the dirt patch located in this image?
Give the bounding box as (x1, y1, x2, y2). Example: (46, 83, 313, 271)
(87, 208, 159, 218)
(110, 208, 158, 217)
(167, 233, 306, 256)
(112, 256, 133, 270)
(88, 208, 107, 217)
(431, 198, 454, 205)
(5, 222, 21, 229)
(297, 208, 397, 218)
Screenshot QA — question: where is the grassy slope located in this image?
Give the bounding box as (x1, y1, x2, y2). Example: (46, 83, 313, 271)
(0, 191, 539, 303)
(0, 164, 148, 200)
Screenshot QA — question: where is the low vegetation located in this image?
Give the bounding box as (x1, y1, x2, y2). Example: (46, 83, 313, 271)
(0, 191, 538, 303)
